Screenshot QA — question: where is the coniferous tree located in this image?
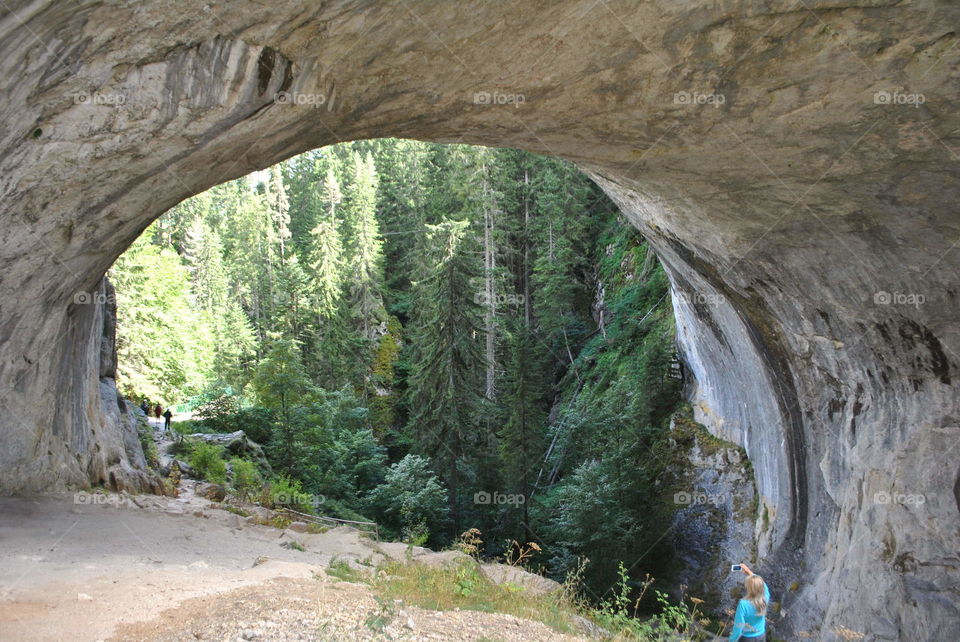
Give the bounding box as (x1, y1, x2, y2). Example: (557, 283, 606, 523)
(497, 321, 549, 539)
(405, 218, 486, 531)
(342, 151, 385, 339)
(251, 337, 315, 475)
(266, 164, 292, 260)
(309, 167, 346, 320)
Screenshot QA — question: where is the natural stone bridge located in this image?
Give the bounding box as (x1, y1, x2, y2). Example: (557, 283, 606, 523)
(0, 1, 957, 637)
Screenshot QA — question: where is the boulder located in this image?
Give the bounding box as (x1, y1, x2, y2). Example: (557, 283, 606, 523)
(287, 521, 310, 533)
(196, 482, 226, 502)
(187, 431, 272, 475)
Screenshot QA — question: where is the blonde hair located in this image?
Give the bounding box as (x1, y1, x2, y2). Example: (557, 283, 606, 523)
(745, 575, 767, 616)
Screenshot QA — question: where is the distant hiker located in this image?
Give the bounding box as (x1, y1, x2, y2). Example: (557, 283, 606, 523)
(729, 564, 770, 641)
(163, 407, 173, 432)
(154, 403, 163, 419)
(139, 400, 148, 415)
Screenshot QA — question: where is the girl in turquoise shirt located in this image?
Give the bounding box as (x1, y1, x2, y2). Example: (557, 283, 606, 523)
(730, 563, 770, 641)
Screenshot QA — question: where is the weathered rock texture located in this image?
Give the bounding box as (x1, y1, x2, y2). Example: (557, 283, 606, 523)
(3, 275, 160, 493)
(0, 0, 958, 638)
(667, 412, 758, 617)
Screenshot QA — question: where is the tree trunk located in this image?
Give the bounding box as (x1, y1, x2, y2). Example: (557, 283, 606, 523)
(483, 171, 496, 400)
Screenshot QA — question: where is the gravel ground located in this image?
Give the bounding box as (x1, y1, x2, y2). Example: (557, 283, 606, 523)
(111, 574, 587, 642)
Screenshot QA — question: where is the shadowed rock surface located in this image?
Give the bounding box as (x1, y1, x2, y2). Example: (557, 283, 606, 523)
(0, 1, 958, 638)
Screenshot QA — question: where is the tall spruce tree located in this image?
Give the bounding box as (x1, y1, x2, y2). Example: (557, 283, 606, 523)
(405, 218, 486, 531)
(342, 151, 385, 339)
(309, 167, 346, 320)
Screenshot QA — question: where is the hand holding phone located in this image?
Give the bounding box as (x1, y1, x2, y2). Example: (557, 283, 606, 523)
(731, 564, 742, 572)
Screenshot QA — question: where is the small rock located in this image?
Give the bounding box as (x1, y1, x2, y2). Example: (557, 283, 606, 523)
(240, 629, 258, 640)
(77, 592, 93, 601)
(195, 482, 226, 502)
(404, 616, 415, 630)
(288, 521, 309, 533)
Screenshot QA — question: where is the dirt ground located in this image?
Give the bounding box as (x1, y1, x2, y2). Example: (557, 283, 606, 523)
(0, 487, 583, 641)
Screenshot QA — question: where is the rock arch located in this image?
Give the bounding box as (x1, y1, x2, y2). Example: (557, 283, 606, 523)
(0, 0, 957, 636)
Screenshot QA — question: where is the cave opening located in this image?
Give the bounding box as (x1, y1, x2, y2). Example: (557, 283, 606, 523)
(107, 138, 721, 605)
(2, 1, 958, 637)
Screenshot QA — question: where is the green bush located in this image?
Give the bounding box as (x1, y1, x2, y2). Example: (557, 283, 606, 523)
(188, 441, 227, 484)
(172, 418, 204, 434)
(230, 457, 261, 500)
(268, 475, 315, 513)
(194, 391, 240, 432)
(195, 396, 274, 444)
(366, 455, 449, 543)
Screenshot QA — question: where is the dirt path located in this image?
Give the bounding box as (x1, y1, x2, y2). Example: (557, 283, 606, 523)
(112, 575, 579, 641)
(0, 488, 584, 641)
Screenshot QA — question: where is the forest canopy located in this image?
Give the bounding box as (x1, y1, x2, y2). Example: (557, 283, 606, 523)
(110, 139, 683, 596)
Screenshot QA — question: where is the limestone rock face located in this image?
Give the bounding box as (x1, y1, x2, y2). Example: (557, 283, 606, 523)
(0, 0, 958, 637)
(667, 414, 757, 615)
(1, 276, 159, 494)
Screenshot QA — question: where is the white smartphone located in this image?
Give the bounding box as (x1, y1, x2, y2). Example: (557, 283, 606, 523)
(731, 564, 742, 572)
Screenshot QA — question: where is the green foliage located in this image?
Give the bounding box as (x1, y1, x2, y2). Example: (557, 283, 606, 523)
(110, 233, 214, 402)
(327, 557, 365, 583)
(188, 442, 227, 485)
(268, 475, 315, 513)
(251, 338, 316, 476)
(366, 455, 450, 543)
(229, 457, 262, 501)
(281, 540, 307, 552)
(404, 218, 486, 530)
(110, 139, 685, 609)
(371, 558, 580, 634)
(193, 391, 240, 432)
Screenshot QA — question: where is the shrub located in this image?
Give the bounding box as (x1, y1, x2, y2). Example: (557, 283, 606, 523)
(194, 392, 240, 432)
(188, 441, 227, 484)
(365, 455, 450, 543)
(268, 475, 315, 513)
(172, 418, 204, 434)
(230, 457, 261, 501)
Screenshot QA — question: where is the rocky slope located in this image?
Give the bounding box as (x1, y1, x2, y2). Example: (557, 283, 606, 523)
(0, 1, 958, 638)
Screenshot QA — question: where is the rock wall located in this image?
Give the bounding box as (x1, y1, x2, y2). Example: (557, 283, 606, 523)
(3, 277, 159, 493)
(0, 1, 958, 638)
(667, 411, 758, 616)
